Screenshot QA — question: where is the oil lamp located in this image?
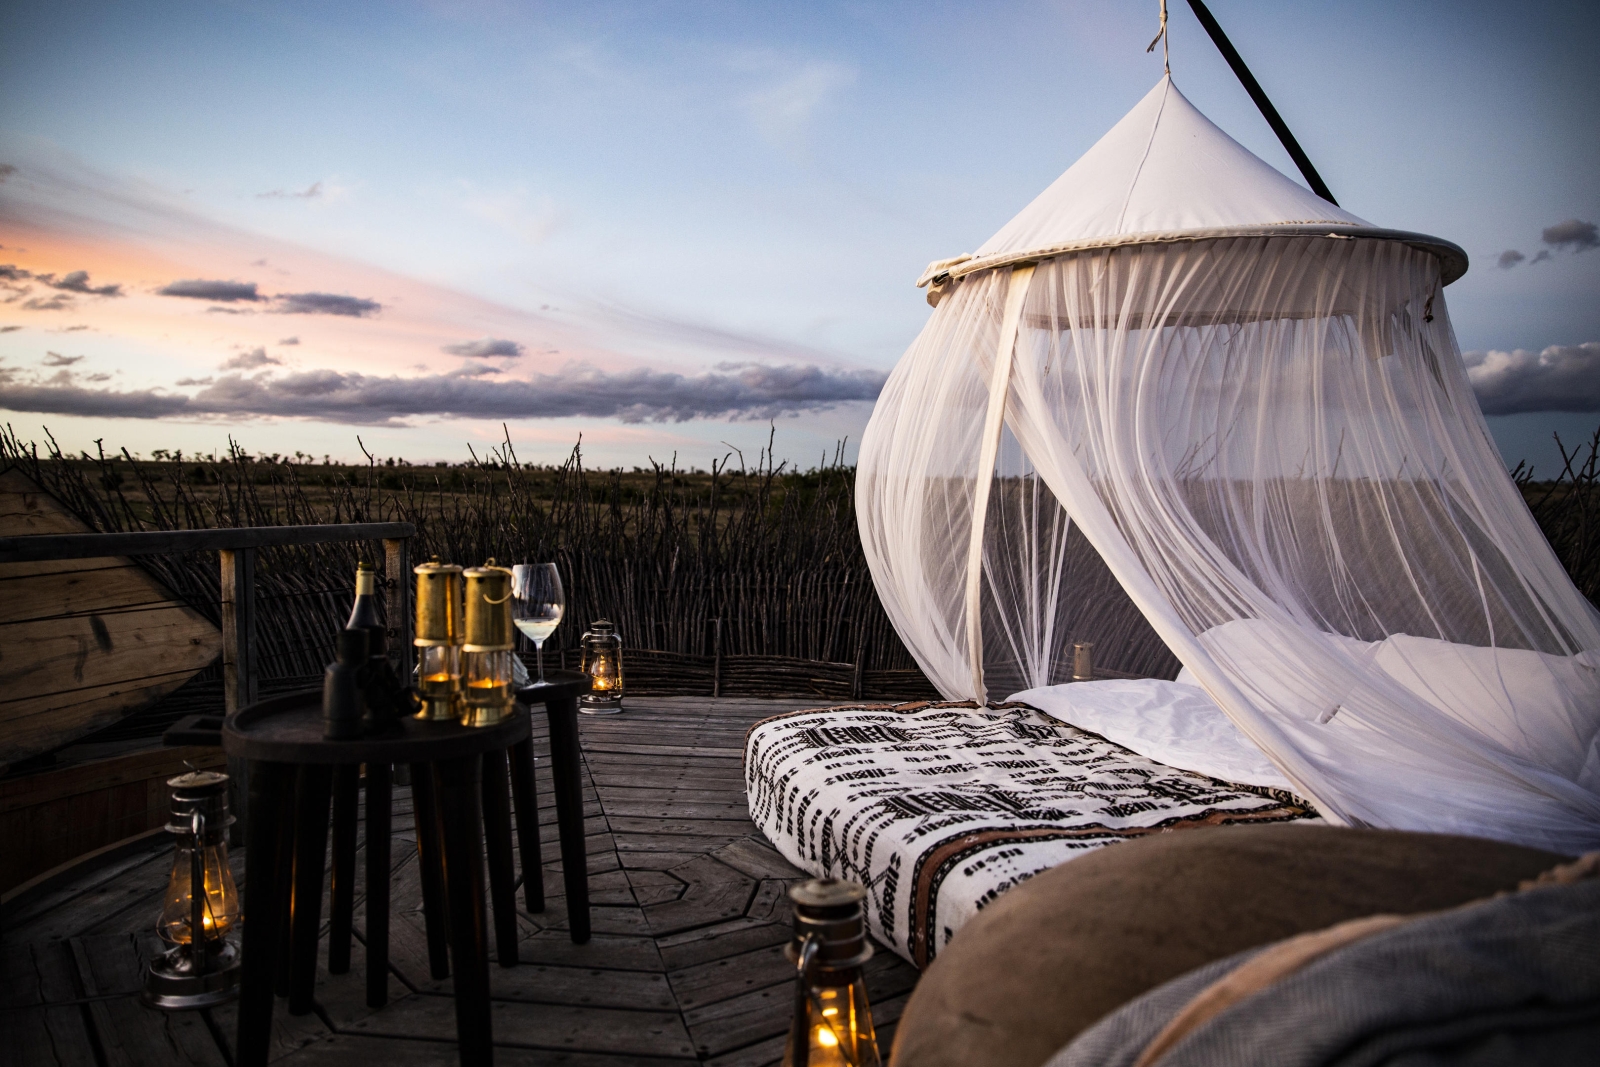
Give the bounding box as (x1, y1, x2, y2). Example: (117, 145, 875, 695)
(578, 619, 625, 714)
(784, 878, 880, 1067)
(414, 559, 463, 721)
(460, 561, 516, 727)
(143, 770, 242, 1010)
(1071, 641, 1095, 682)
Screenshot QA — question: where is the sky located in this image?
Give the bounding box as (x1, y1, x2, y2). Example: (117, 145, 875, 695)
(1, 0, 1597, 474)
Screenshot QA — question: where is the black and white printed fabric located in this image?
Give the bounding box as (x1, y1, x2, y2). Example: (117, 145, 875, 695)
(745, 700, 1318, 967)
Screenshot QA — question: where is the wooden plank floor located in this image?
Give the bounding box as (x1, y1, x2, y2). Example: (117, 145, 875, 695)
(1, 696, 921, 1065)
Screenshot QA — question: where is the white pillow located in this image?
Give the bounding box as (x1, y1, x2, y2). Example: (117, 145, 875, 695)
(1008, 678, 1296, 793)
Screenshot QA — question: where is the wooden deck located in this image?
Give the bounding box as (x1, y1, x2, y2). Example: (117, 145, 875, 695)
(2, 696, 921, 1065)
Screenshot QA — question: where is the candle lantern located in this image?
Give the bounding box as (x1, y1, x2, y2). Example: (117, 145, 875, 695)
(143, 770, 242, 1010)
(578, 619, 625, 714)
(1071, 641, 1094, 682)
(414, 559, 464, 721)
(461, 561, 516, 727)
(783, 879, 881, 1067)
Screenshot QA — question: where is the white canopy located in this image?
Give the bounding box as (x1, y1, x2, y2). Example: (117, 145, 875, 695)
(859, 77, 1600, 853)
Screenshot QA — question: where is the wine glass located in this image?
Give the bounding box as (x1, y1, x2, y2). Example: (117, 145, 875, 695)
(511, 563, 564, 686)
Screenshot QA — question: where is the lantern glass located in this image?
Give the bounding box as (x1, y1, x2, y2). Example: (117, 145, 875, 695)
(461, 648, 515, 726)
(579, 619, 625, 713)
(416, 642, 461, 721)
(158, 836, 240, 944)
(785, 972, 880, 1067)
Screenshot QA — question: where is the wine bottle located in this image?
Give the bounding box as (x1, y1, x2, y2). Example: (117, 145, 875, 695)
(348, 561, 416, 731)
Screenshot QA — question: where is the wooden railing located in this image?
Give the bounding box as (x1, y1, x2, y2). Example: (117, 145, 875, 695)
(0, 523, 415, 842)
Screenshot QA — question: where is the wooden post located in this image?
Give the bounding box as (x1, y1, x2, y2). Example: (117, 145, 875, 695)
(221, 547, 257, 842)
(711, 617, 723, 698)
(384, 537, 411, 682)
(852, 631, 868, 701)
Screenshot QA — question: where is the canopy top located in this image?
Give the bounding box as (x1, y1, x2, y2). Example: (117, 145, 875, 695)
(919, 77, 1467, 292)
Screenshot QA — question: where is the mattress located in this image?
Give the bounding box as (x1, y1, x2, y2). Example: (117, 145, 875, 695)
(745, 699, 1319, 967)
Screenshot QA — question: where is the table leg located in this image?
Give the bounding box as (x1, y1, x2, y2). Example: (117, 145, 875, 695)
(365, 762, 392, 1008)
(288, 764, 333, 1016)
(481, 749, 519, 966)
(507, 737, 545, 912)
(545, 694, 590, 944)
(436, 755, 494, 1066)
(411, 760, 451, 979)
(328, 763, 361, 974)
(237, 761, 292, 1067)
(272, 772, 297, 999)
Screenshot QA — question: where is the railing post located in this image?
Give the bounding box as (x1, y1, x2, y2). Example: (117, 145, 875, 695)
(384, 537, 411, 681)
(220, 546, 257, 842)
(711, 617, 723, 698)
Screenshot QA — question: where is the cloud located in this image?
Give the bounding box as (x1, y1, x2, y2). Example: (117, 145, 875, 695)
(1497, 250, 1525, 269)
(39, 269, 121, 296)
(1531, 250, 1552, 264)
(1542, 219, 1599, 253)
(0, 164, 15, 181)
(62, 325, 89, 331)
(158, 278, 265, 302)
(23, 294, 73, 311)
(276, 291, 382, 317)
(257, 181, 322, 200)
(0, 264, 32, 280)
(206, 306, 253, 314)
(43, 352, 83, 366)
(219, 346, 282, 370)
(278, 336, 299, 345)
(740, 59, 855, 149)
(1466, 342, 1600, 415)
(0, 361, 886, 425)
(0, 325, 21, 333)
(442, 337, 523, 359)
(175, 376, 213, 386)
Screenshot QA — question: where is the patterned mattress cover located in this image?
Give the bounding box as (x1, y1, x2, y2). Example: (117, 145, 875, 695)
(744, 700, 1318, 967)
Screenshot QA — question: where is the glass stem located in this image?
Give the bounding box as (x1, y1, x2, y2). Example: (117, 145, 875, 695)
(535, 639, 545, 684)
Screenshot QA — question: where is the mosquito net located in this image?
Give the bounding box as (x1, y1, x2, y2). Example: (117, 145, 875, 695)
(858, 78, 1600, 852)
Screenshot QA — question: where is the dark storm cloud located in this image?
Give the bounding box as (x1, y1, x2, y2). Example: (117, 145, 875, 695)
(1542, 219, 1599, 253)
(43, 352, 83, 366)
(1466, 343, 1600, 415)
(1497, 250, 1525, 269)
(40, 270, 121, 296)
(158, 278, 265, 302)
(442, 337, 523, 359)
(219, 347, 281, 370)
(276, 292, 382, 317)
(0, 361, 887, 425)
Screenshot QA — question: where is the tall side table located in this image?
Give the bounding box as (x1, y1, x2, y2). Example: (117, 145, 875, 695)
(225, 672, 592, 1067)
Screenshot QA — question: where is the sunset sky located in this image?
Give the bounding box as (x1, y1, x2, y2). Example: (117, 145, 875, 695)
(2, 0, 1597, 472)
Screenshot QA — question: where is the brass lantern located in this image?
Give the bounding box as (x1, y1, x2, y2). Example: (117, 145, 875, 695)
(143, 770, 242, 1009)
(784, 879, 880, 1067)
(578, 619, 624, 714)
(414, 559, 464, 721)
(460, 561, 515, 727)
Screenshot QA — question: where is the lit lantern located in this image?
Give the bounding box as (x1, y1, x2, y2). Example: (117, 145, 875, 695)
(414, 559, 464, 721)
(578, 619, 625, 714)
(461, 561, 516, 727)
(143, 770, 243, 1009)
(783, 879, 881, 1067)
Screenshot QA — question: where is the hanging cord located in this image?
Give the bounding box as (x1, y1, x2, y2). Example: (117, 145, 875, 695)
(1147, 0, 1170, 74)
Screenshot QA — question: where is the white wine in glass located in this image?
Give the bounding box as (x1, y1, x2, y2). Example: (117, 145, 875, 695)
(511, 563, 564, 685)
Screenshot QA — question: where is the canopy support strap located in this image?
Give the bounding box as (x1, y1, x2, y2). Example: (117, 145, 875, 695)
(964, 265, 1035, 701)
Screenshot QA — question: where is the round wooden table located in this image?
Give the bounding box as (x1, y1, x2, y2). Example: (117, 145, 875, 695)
(224, 671, 591, 1067)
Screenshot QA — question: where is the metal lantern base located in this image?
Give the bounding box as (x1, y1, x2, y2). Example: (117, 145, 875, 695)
(578, 696, 623, 715)
(142, 940, 242, 1010)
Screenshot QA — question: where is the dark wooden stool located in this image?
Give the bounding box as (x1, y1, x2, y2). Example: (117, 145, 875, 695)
(224, 671, 591, 1067)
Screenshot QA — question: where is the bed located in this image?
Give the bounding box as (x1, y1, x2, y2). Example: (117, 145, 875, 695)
(744, 686, 1319, 967)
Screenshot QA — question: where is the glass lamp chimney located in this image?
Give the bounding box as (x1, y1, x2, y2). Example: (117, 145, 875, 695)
(414, 559, 463, 721)
(783, 879, 881, 1067)
(460, 561, 516, 727)
(144, 770, 242, 1009)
